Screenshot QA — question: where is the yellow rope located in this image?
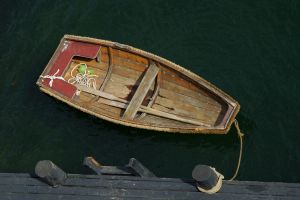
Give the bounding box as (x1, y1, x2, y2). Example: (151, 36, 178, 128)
(228, 119, 244, 181)
(67, 63, 98, 89)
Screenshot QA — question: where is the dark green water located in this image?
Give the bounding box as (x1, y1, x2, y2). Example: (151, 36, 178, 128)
(1, 0, 299, 182)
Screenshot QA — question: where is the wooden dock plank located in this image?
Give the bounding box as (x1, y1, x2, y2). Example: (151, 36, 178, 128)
(2, 174, 299, 195)
(5, 193, 298, 200)
(2, 185, 298, 200)
(0, 173, 299, 200)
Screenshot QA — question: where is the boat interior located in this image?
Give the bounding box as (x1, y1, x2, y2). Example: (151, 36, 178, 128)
(61, 45, 229, 129)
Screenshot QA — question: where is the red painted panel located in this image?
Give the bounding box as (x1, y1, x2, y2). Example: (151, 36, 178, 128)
(43, 79, 77, 99)
(42, 40, 100, 98)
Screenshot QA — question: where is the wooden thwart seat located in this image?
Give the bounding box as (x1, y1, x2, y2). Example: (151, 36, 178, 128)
(122, 62, 160, 120)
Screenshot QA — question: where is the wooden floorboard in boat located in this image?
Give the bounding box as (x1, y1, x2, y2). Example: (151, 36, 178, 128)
(103, 82, 131, 99)
(92, 103, 123, 118)
(101, 52, 148, 72)
(82, 97, 124, 117)
(118, 56, 221, 108)
(106, 64, 222, 121)
(153, 99, 217, 121)
(76, 90, 96, 102)
(99, 50, 220, 105)
(103, 73, 155, 100)
(78, 95, 190, 128)
(140, 115, 197, 128)
(74, 92, 124, 119)
(112, 48, 149, 65)
(158, 88, 221, 113)
(102, 48, 149, 65)
(70, 48, 225, 127)
(106, 62, 220, 110)
(100, 62, 222, 122)
(161, 80, 221, 107)
(160, 67, 220, 100)
(95, 49, 221, 106)
(74, 86, 199, 128)
(112, 64, 144, 80)
(108, 54, 221, 105)
(153, 98, 217, 124)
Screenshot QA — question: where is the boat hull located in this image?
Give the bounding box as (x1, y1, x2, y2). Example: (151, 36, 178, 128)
(37, 35, 240, 134)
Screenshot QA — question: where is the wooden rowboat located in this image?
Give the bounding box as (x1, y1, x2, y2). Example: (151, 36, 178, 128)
(36, 35, 240, 134)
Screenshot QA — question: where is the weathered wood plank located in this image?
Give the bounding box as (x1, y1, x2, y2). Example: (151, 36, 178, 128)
(100, 52, 148, 73)
(112, 64, 143, 80)
(76, 91, 97, 103)
(2, 173, 300, 189)
(0, 194, 147, 200)
(161, 79, 221, 107)
(105, 68, 220, 124)
(138, 70, 161, 119)
(99, 47, 113, 91)
(0, 184, 286, 200)
(152, 104, 213, 125)
(97, 97, 208, 126)
(112, 48, 149, 65)
(75, 51, 221, 111)
(101, 50, 213, 103)
(123, 63, 159, 119)
(153, 96, 217, 123)
(76, 86, 209, 126)
(1, 174, 300, 192)
(111, 64, 222, 110)
(1, 174, 300, 200)
(3, 193, 298, 200)
(95, 166, 135, 176)
(0, 185, 205, 199)
(154, 95, 210, 117)
(77, 85, 127, 103)
(83, 102, 122, 118)
(103, 72, 155, 105)
(104, 81, 132, 99)
(101, 49, 149, 68)
(1, 173, 300, 199)
(159, 88, 221, 113)
(75, 92, 123, 118)
(140, 115, 196, 127)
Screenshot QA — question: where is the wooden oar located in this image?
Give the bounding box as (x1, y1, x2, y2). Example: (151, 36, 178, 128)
(76, 85, 210, 127)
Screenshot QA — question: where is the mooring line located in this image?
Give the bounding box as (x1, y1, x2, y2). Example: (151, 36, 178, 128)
(228, 119, 244, 181)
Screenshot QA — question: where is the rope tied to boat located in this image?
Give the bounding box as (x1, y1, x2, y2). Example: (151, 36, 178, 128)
(40, 69, 65, 87)
(228, 119, 244, 181)
(68, 63, 98, 93)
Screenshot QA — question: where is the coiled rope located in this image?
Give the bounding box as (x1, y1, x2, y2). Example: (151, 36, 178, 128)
(68, 63, 98, 89)
(228, 119, 244, 181)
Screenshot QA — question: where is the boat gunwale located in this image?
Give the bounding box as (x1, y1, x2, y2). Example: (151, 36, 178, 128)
(36, 34, 240, 134)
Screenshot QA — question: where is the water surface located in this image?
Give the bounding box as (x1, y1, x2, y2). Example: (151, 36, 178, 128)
(0, 0, 299, 182)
